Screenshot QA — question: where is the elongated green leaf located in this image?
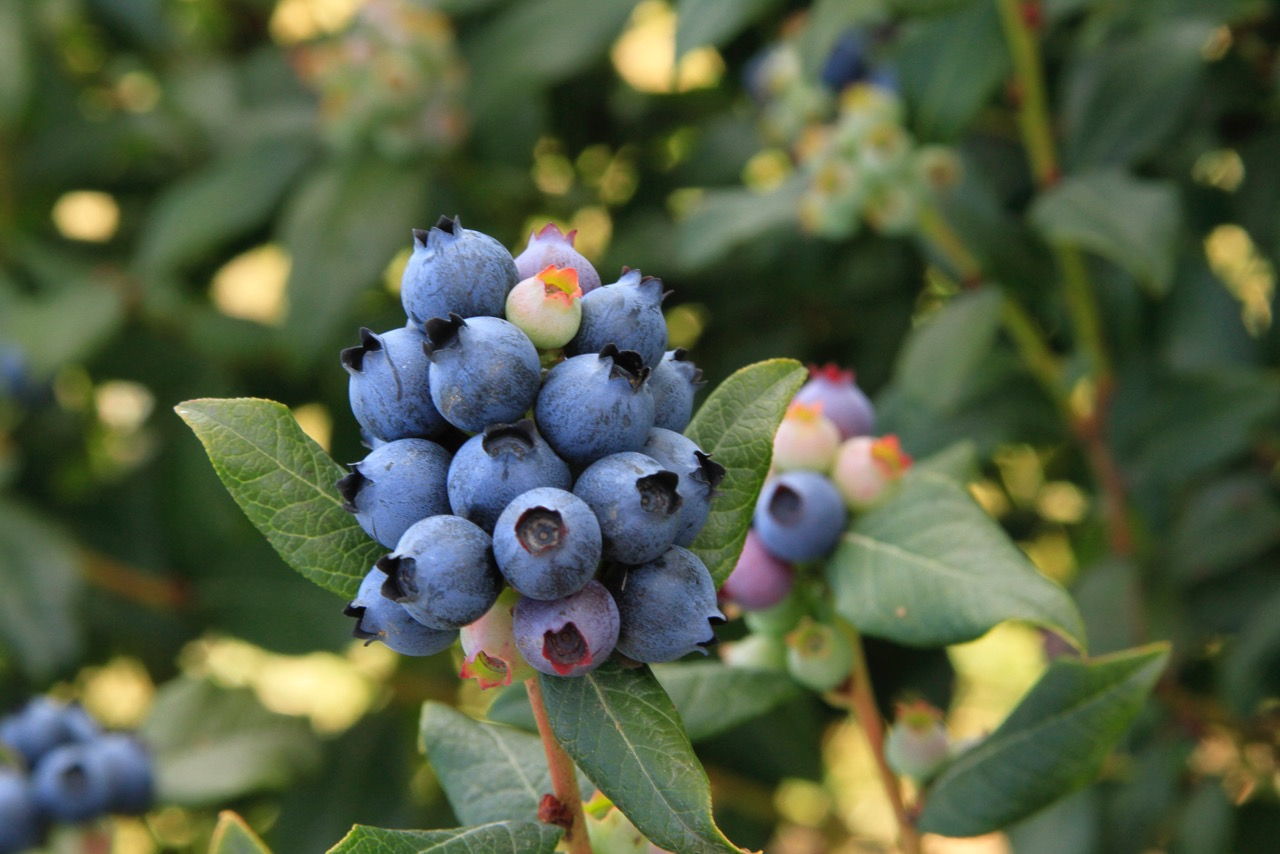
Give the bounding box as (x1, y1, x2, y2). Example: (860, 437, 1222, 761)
(919, 644, 1170, 837)
(675, 0, 781, 61)
(894, 287, 1003, 413)
(175, 397, 380, 599)
(676, 181, 803, 272)
(829, 470, 1085, 647)
(686, 358, 807, 585)
(328, 822, 561, 854)
(419, 702, 575, 824)
(539, 664, 741, 854)
(210, 812, 272, 854)
(0, 499, 82, 681)
(1030, 171, 1181, 295)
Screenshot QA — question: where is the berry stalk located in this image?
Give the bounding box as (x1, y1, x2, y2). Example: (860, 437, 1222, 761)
(525, 676, 593, 854)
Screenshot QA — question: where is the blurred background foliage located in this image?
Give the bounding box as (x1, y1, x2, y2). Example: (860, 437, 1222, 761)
(0, 0, 1278, 851)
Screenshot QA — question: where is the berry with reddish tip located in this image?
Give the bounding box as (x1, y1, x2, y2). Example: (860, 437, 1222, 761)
(400, 216, 517, 326)
(505, 265, 584, 349)
(792, 364, 875, 440)
(345, 567, 457, 656)
(573, 452, 683, 565)
(514, 223, 602, 294)
(512, 580, 619, 677)
(885, 700, 950, 781)
(494, 487, 602, 600)
(721, 529, 794, 610)
(785, 617, 853, 692)
(343, 326, 447, 442)
(753, 470, 847, 562)
(772, 402, 841, 473)
(832, 435, 912, 509)
(567, 269, 668, 368)
(460, 590, 533, 689)
(649, 349, 703, 432)
(534, 346, 655, 468)
(378, 515, 501, 629)
(424, 314, 541, 434)
(337, 438, 452, 548)
(608, 546, 724, 663)
(446, 420, 571, 532)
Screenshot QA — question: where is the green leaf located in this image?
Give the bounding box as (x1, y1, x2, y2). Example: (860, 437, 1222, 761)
(138, 138, 313, 275)
(142, 677, 322, 806)
(210, 811, 272, 854)
(328, 822, 561, 854)
(539, 664, 741, 854)
(685, 358, 808, 585)
(1030, 170, 1181, 295)
(0, 283, 124, 378)
(918, 644, 1170, 837)
(893, 287, 1004, 413)
(675, 0, 781, 61)
(0, 0, 33, 129)
(278, 160, 429, 367)
(829, 470, 1086, 647)
(419, 702, 579, 824)
(676, 182, 802, 272)
(175, 397, 379, 599)
(798, 0, 887, 78)
(0, 499, 82, 681)
(1063, 20, 1212, 170)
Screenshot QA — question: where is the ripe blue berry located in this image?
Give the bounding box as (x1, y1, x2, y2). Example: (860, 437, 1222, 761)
(753, 471, 847, 562)
(378, 516, 501, 629)
(567, 268, 668, 368)
(573, 452, 683, 565)
(535, 346, 655, 468)
(345, 567, 458, 656)
(820, 29, 870, 93)
(400, 216, 517, 326)
(0, 768, 40, 853)
(343, 326, 446, 442)
(608, 546, 723, 663)
(424, 314, 541, 433)
(94, 734, 153, 815)
(648, 349, 702, 432)
(337, 439, 452, 548)
(0, 698, 96, 768)
(791, 364, 875, 440)
(721, 529, 794, 610)
(640, 428, 725, 546)
(512, 580, 619, 677)
(446, 420, 571, 532)
(31, 743, 111, 822)
(514, 223, 602, 294)
(494, 487, 602, 600)
(785, 618, 853, 692)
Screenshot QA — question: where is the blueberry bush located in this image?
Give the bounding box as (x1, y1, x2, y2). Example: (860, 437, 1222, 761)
(1, 1, 1278, 852)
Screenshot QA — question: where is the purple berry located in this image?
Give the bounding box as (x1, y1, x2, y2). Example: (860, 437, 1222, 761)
(345, 566, 457, 656)
(640, 427, 725, 546)
(753, 470, 847, 562)
(342, 326, 447, 442)
(446, 420, 572, 533)
(608, 546, 724, 663)
(514, 223, 602, 294)
(494, 487, 602, 600)
(512, 580, 619, 677)
(649, 349, 702, 432)
(337, 439, 452, 548)
(424, 314, 541, 434)
(378, 516, 501, 629)
(573, 452, 682, 565)
(566, 268, 668, 368)
(400, 216, 517, 326)
(534, 346, 655, 468)
(791, 364, 875, 440)
(721, 529, 794, 610)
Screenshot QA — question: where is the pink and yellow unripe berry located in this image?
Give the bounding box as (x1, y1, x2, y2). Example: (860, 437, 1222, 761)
(884, 700, 950, 781)
(505, 265, 583, 349)
(459, 590, 533, 690)
(832, 435, 912, 510)
(772, 402, 841, 473)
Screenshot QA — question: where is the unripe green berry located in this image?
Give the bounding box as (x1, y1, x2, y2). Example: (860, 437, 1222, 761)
(884, 700, 950, 781)
(505, 265, 583, 349)
(785, 617, 853, 692)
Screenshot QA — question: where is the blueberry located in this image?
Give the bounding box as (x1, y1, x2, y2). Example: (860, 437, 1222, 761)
(820, 29, 869, 93)
(31, 742, 111, 822)
(753, 471, 847, 562)
(93, 733, 153, 815)
(342, 326, 446, 442)
(494, 487, 602, 600)
(0, 767, 40, 853)
(573, 452, 683, 565)
(337, 438, 452, 548)
(607, 546, 723, 663)
(639, 428, 725, 546)
(0, 698, 97, 768)
(505, 266, 583, 349)
(459, 590, 533, 689)
(512, 580, 619, 677)
(566, 268, 668, 368)
(400, 216, 517, 327)
(831, 435, 911, 510)
(721, 529, 794, 611)
(772, 402, 841, 473)
(791, 364, 875, 440)
(378, 516, 501, 629)
(424, 314, 541, 434)
(345, 566, 458, 656)
(447, 420, 572, 532)
(535, 345, 655, 468)
(885, 701, 950, 781)
(514, 223, 602, 295)
(785, 617, 853, 692)
(648, 349, 702, 432)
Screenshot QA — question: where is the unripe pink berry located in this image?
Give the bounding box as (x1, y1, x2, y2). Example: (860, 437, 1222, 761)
(791, 364, 875, 439)
(505, 265, 583, 349)
(832, 435, 912, 510)
(772, 402, 841, 473)
(721, 529, 795, 611)
(884, 700, 950, 781)
(459, 590, 533, 689)
(514, 223, 602, 294)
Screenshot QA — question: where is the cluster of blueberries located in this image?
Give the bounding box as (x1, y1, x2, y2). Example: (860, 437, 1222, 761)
(340, 218, 726, 682)
(0, 698, 152, 853)
(718, 365, 913, 691)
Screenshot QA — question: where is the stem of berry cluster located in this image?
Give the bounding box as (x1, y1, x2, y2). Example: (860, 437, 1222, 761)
(847, 629, 922, 854)
(524, 677, 593, 854)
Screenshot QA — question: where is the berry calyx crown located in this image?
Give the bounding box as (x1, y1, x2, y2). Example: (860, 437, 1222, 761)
(870, 435, 912, 477)
(412, 214, 462, 250)
(530, 222, 577, 247)
(808, 362, 855, 385)
(340, 327, 383, 373)
(536, 265, 583, 303)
